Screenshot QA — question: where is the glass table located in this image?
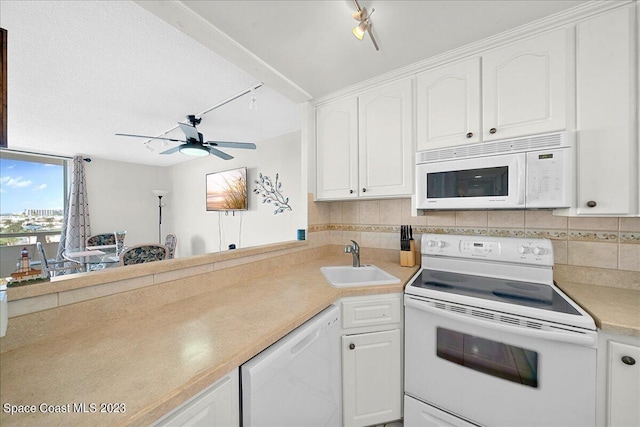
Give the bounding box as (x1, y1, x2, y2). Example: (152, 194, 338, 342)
(64, 246, 121, 271)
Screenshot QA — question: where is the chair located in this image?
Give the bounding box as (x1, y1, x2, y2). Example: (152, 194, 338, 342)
(36, 242, 84, 278)
(164, 233, 177, 259)
(119, 244, 169, 266)
(86, 233, 116, 247)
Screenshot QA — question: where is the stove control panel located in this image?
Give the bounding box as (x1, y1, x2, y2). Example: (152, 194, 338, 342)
(460, 240, 500, 255)
(421, 233, 553, 266)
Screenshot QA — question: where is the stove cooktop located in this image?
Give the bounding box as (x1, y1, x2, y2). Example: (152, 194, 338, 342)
(411, 269, 579, 316)
(405, 234, 596, 330)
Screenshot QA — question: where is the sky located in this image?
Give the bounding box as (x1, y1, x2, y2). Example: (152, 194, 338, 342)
(0, 158, 65, 215)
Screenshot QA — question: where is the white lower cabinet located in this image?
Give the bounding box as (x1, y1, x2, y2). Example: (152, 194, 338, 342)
(153, 369, 239, 427)
(597, 332, 640, 427)
(340, 294, 403, 427)
(608, 340, 640, 427)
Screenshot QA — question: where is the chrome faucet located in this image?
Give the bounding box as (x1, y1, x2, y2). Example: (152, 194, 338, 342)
(344, 240, 360, 267)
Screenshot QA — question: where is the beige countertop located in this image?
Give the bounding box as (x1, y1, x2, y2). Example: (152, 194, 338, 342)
(556, 281, 640, 338)
(2, 248, 638, 427)
(0, 253, 418, 427)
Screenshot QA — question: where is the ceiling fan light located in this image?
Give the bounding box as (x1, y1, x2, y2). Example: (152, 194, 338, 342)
(179, 144, 209, 157)
(353, 22, 367, 40)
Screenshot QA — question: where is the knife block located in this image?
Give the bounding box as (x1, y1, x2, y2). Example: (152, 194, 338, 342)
(400, 240, 416, 267)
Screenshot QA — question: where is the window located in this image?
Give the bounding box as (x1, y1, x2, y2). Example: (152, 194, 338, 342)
(0, 151, 68, 247)
(436, 327, 539, 387)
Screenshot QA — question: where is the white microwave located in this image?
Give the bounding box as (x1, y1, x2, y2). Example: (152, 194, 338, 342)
(415, 133, 572, 210)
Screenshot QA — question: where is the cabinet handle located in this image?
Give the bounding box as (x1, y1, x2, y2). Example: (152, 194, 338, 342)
(349, 189, 354, 194)
(466, 132, 473, 138)
(349, 343, 355, 350)
(489, 128, 497, 134)
(362, 188, 367, 193)
(622, 356, 636, 366)
(587, 201, 597, 208)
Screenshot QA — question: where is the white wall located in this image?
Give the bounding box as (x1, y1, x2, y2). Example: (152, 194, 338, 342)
(84, 131, 305, 257)
(166, 131, 305, 257)
(85, 159, 168, 246)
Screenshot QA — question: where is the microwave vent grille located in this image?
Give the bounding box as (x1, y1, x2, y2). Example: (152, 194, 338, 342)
(417, 132, 568, 163)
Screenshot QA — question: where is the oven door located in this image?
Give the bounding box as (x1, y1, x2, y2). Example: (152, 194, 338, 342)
(404, 295, 596, 427)
(416, 153, 525, 210)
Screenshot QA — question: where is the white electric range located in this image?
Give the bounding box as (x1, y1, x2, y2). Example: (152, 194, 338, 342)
(404, 233, 597, 427)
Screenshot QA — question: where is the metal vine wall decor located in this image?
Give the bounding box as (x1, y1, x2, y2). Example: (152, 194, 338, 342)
(253, 172, 293, 215)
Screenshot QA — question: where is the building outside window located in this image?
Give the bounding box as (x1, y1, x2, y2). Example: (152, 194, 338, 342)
(0, 152, 68, 265)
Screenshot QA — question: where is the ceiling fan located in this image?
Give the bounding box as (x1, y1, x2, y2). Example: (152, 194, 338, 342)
(352, 0, 379, 51)
(115, 115, 256, 160)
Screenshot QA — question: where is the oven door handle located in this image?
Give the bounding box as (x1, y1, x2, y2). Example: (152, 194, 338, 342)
(405, 297, 596, 347)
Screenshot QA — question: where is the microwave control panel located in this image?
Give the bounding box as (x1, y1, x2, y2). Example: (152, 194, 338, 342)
(526, 148, 572, 208)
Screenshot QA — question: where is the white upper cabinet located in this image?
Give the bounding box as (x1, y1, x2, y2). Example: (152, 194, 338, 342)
(416, 57, 481, 151)
(316, 78, 413, 200)
(574, 4, 638, 216)
(316, 97, 359, 200)
(416, 29, 569, 151)
(358, 78, 413, 198)
(483, 29, 568, 141)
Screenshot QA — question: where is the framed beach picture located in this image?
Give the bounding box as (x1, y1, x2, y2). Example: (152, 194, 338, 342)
(206, 167, 248, 211)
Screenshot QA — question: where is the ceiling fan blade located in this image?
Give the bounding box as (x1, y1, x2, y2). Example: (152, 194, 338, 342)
(353, 0, 362, 12)
(367, 25, 380, 51)
(159, 146, 181, 155)
(206, 141, 257, 150)
(115, 133, 184, 142)
(206, 146, 234, 160)
(178, 122, 200, 141)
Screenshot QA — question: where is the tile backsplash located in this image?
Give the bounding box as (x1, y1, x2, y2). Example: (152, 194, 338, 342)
(307, 195, 640, 272)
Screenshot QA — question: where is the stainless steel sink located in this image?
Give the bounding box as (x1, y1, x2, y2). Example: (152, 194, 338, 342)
(320, 265, 400, 288)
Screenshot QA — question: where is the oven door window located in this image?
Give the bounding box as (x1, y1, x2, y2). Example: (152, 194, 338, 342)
(436, 327, 538, 388)
(427, 166, 508, 198)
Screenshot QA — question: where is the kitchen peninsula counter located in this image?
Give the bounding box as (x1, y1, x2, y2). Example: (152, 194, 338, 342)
(0, 251, 419, 427)
(2, 244, 638, 427)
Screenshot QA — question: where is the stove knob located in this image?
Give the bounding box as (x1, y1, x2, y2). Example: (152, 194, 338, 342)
(437, 241, 446, 249)
(427, 240, 436, 248)
(518, 246, 529, 254)
(533, 246, 544, 256)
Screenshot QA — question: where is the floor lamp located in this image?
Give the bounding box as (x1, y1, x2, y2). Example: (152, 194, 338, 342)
(152, 190, 168, 244)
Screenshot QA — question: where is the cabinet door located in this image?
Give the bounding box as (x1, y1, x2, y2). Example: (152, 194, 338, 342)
(575, 5, 637, 215)
(482, 29, 568, 141)
(342, 329, 402, 427)
(154, 370, 239, 427)
(316, 97, 359, 200)
(608, 341, 640, 426)
(358, 78, 413, 197)
(416, 57, 481, 150)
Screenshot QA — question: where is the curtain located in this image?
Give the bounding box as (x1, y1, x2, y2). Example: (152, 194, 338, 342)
(56, 156, 91, 263)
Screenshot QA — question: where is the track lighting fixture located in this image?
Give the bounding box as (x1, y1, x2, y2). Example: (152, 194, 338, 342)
(249, 89, 257, 110)
(353, 21, 368, 40)
(352, 0, 379, 51)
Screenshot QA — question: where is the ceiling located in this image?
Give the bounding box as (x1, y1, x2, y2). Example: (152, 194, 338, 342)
(1, 0, 587, 166)
(1, 1, 302, 166)
(175, 0, 587, 100)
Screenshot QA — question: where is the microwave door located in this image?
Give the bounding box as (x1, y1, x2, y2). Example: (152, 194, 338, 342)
(417, 153, 525, 209)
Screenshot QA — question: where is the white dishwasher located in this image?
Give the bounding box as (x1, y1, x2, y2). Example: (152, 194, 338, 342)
(241, 305, 341, 427)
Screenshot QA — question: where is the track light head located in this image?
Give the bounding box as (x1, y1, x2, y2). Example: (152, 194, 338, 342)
(353, 22, 368, 40)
